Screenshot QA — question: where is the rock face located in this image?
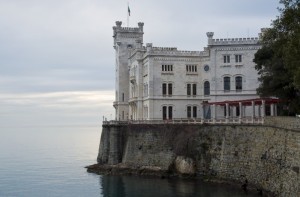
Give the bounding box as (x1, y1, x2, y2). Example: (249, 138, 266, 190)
(174, 156, 196, 175)
(94, 118, 300, 196)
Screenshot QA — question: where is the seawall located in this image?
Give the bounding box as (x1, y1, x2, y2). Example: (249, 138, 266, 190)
(88, 117, 300, 196)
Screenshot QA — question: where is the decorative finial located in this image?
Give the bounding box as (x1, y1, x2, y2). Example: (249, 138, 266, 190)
(206, 32, 214, 38)
(146, 43, 152, 52)
(138, 22, 144, 32)
(116, 21, 122, 28)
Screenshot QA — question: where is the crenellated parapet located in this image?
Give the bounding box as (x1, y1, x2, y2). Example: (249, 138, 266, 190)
(113, 21, 143, 33)
(206, 31, 260, 46)
(211, 37, 259, 45)
(152, 47, 178, 51)
(145, 44, 203, 57)
(113, 21, 144, 48)
(200, 47, 210, 57)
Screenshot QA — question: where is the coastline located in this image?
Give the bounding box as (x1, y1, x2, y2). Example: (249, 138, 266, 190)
(85, 163, 273, 196)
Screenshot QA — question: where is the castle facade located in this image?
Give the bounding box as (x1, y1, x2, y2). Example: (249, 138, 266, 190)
(112, 21, 264, 121)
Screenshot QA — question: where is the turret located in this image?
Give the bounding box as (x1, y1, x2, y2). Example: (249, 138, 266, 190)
(259, 28, 268, 40)
(206, 32, 214, 46)
(113, 21, 144, 120)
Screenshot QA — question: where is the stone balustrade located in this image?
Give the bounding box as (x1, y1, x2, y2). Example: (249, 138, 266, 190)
(103, 116, 300, 131)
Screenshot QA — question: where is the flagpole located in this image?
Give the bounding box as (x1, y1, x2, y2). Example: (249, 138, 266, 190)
(127, 2, 129, 27)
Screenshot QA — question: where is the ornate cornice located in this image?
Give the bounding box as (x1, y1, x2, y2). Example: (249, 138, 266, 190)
(215, 46, 261, 51)
(153, 57, 201, 62)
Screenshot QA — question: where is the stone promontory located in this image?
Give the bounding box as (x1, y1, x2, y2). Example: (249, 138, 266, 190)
(86, 117, 300, 196)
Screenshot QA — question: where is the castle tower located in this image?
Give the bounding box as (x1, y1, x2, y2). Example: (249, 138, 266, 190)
(113, 21, 144, 120)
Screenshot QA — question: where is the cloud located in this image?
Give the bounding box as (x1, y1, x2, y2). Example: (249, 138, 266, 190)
(0, 91, 114, 127)
(0, 0, 280, 127)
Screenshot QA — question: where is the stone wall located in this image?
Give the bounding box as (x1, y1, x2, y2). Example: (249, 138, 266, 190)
(264, 116, 300, 130)
(97, 119, 300, 196)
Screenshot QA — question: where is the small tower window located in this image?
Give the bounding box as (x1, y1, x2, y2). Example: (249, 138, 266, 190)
(224, 55, 230, 63)
(235, 55, 242, 63)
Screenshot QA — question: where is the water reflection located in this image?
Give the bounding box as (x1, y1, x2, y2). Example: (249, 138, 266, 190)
(99, 175, 257, 197)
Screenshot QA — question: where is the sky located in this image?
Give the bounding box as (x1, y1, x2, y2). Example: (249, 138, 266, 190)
(0, 0, 280, 128)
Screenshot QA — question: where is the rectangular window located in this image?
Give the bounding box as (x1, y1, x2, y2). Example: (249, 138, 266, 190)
(192, 84, 197, 96)
(193, 106, 197, 118)
(235, 55, 242, 63)
(168, 83, 172, 95)
(162, 65, 173, 72)
(122, 93, 124, 102)
(224, 55, 230, 63)
(187, 106, 191, 118)
(162, 83, 167, 95)
(186, 65, 197, 73)
(187, 84, 191, 95)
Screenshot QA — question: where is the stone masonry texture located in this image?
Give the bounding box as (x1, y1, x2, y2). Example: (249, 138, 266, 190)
(97, 117, 300, 196)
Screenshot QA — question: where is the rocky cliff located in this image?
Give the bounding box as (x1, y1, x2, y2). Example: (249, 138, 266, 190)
(88, 117, 300, 196)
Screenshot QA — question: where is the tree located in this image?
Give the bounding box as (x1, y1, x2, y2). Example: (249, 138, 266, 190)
(254, 0, 300, 114)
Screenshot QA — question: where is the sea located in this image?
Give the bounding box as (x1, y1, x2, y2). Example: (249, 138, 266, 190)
(0, 126, 258, 197)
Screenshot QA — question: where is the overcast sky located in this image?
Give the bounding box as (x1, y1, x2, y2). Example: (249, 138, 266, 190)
(0, 0, 280, 127)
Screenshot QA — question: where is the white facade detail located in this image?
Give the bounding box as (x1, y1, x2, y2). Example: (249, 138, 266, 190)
(113, 21, 262, 121)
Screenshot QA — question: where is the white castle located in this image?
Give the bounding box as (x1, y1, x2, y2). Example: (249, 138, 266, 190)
(112, 21, 277, 122)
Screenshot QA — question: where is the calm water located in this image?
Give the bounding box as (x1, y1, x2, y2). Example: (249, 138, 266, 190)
(0, 127, 257, 197)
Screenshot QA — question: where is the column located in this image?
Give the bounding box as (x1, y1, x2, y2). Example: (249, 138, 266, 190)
(200, 103, 204, 120)
(251, 101, 255, 123)
(239, 102, 242, 123)
(261, 100, 265, 117)
(270, 104, 274, 116)
(226, 103, 229, 123)
(212, 104, 216, 123)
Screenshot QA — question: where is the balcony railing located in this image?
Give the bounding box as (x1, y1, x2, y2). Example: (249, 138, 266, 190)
(103, 116, 264, 126)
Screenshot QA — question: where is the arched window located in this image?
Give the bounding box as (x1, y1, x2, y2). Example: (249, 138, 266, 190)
(235, 76, 242, 91)
(168, 106, 173, 119)
(162, 106, 167, 120)
(204, 81, 210, 96)
(193, 106, 197, 118)
(224, 77, 231, 91)
(187, 106, 191, 118)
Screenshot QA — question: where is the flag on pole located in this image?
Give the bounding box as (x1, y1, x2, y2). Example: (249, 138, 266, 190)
(128, 5, 131, 16)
